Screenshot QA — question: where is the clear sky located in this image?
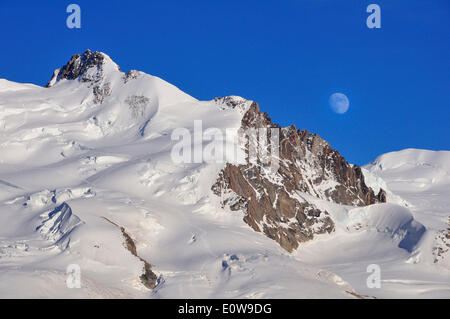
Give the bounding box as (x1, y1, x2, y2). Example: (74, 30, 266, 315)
(0, 0, 448, 165)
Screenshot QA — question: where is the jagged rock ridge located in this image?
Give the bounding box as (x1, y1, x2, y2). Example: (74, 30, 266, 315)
(213, 99, 386, 252)
(46, 50, 115, 103)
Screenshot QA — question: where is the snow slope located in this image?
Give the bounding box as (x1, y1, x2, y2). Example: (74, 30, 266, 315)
(0, 52, 448, 298)
(0, 52, 357, 298)
(294, 149, 450, 298)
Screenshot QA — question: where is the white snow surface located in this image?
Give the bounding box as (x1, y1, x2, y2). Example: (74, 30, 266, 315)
(0, 53, 448, 298)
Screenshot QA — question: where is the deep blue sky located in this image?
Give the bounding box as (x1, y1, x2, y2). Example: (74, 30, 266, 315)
(0, 0, 448, 165)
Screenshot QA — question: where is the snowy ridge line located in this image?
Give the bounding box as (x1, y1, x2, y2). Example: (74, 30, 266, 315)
(101, 216, 158, 289)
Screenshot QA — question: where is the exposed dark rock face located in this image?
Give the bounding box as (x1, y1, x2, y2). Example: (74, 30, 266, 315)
(125, 95, 150, 118)
(433, 217, 450, 264)
(123, 70, 143, 83)
(55, 50, 105, 82)
(46, 50, 114, 104)
(212, 98, 386, 252)
(102, 217, 158, 289)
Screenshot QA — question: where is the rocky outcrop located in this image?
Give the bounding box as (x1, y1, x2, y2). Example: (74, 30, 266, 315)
(123, 70, 144, 83)
(212, 98, 386, 252)
(433, 217, 450, 265)
(36, 202, 84, 249)
(47, 50, 105, 86)
(46, 50, 114, 104)
(56, 50, 105, 82)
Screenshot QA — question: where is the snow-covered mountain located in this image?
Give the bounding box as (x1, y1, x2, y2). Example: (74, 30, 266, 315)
(364, 149, 450, 267)
(0, 50, 448, 298)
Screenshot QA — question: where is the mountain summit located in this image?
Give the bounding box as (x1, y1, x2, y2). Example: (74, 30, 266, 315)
(0, 51, 447, 298)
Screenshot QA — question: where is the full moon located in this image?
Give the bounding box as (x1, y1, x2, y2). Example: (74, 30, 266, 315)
(329, 93, 349, 114)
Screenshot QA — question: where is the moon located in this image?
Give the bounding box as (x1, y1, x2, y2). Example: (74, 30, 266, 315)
(329, 93, 349, 114)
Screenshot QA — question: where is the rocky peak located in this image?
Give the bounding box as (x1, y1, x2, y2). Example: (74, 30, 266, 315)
(46, 50, 119, 88)
(214, 96, 253, 115)
(212, 100, 386, 252)
(46, 50, 119, 104)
